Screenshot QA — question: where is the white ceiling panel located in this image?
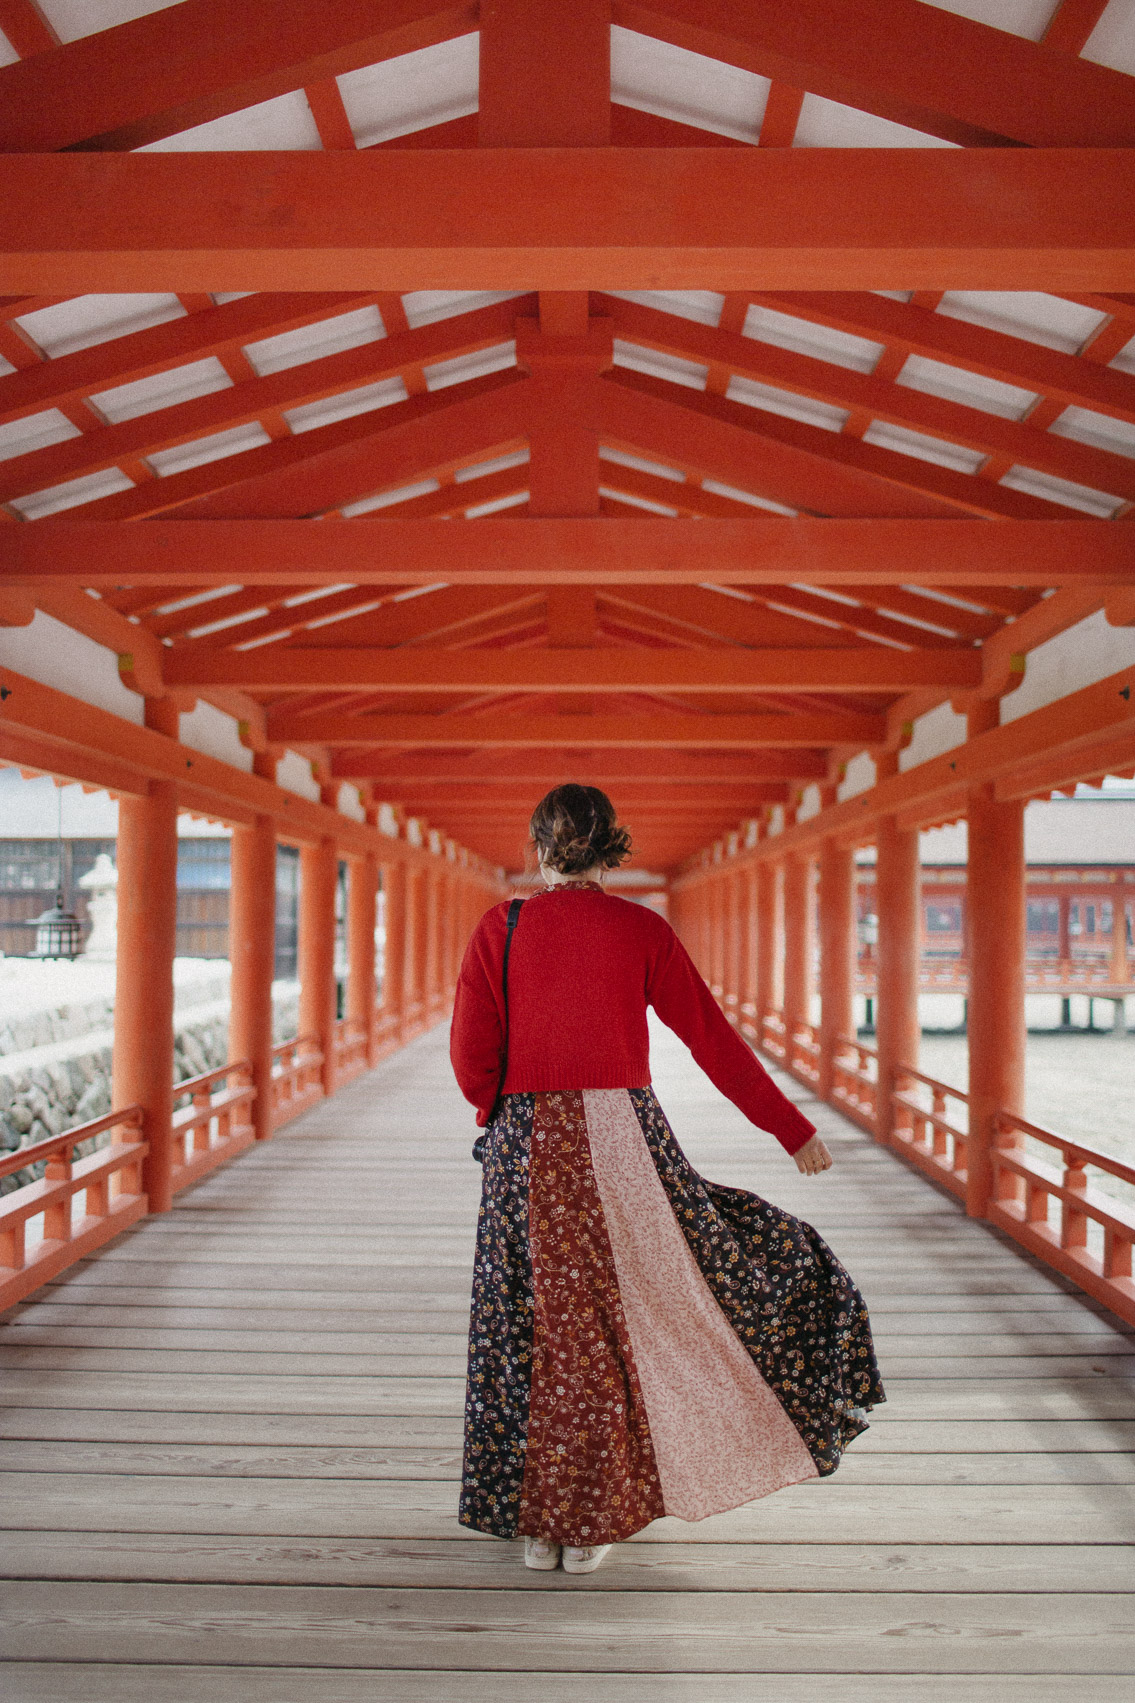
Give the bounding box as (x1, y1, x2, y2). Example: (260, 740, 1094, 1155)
(0, 354, 15, 378)
(242, 306, 385, 378)
(743, 304, 884, 373)
(863, 420, 985, 473)
(794, 94, 959, 147)
(138, 89, 322, 152)
(612, 341, 707, 391)
(936, 292, 1107, 353)
(1110, 333, 1135, 376)
(914, 0, 1056, 38)
(283, 377, 408, 435)
(15, 294, 185, 359)
(424, 344, 517, 391)
(895, 353, 1038, 418)
(607, 291, 724, 328)
(10, 467, 135, 520)
(701, 478, 797, 515)
(600, 446, 685, 483)
(342, 480, 440, 518)
(1000, 465, 1124, 516)
(337, 33, 479, 147)
(38, 0, 184, 43)
(90, 357, 233, 424)
(147, 422, 271, 477)
(0, 408, 82, 463)
(726, 376, 848, 432)
(454, 449, 530, 483)
(1048, 404, 1135, 461)
(1083, 0, 1135, 76)
(0, 28, 19, 65)
(611, 25, 770, 142)
(465, 491, 529, 518)
(402, 290, 526, 329)
(600, 485, 679, 516)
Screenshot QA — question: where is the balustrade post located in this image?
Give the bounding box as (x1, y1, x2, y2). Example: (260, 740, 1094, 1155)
(818, 837, 856, 1101)
(381, 859, 407, 1038)
(875, 805, 921, 1148)
(423, 860, 441, 1019)
(405, 863, 426, 1035)
(348, 850, 379, 1067)
(113, 778, 179, 1212)
(783, 853, 811, 1046)
(739, 866, 758, 1038)
(967, 783, 1026, 1219)
(756, 858, 781, 1032)
(229, 812, 277, 1142)
(299, 836, 338, 1097)
(723, 868, 741, 1023)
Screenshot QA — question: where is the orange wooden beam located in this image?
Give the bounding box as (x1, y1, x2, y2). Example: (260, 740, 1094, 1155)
(619, 0, 1135, 147)
(167, 646, 981, 693)
(262, 709, 888, 747)
(0, 0, 475, 151)
(1, 150, 1133, 293)
(332, 748, 829, 781)
(7, 518, 1131, 588)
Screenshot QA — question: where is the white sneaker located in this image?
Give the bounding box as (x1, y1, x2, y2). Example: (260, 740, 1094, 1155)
(524, 1536, 561, 1570)
(562, 1543, 612, 1574)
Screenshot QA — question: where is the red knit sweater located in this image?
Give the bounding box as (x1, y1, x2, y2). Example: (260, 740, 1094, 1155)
(450, 887, 816, 1155)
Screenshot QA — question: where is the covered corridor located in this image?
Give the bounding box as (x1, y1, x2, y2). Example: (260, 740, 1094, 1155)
(2, 1018, 1133, 1698)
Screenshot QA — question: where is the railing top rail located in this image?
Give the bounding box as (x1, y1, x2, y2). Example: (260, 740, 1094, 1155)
(271, 1035, 321, 1060)
(994, 1109, 1135, 1188)
(0, 1104, 143, 1182)
(836, 1034, 877, 1058)
(176, 1060, 251, 1097)
(894, 1063, 968, 1100)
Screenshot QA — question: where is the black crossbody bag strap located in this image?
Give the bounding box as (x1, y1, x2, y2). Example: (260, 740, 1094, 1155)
(473, 896, 523, 1161)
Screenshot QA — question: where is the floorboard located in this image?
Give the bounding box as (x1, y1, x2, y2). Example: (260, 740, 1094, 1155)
(2, 1018, 1132, 1697)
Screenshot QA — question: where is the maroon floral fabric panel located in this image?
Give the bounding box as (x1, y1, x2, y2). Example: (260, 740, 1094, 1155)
(518, 1089, 664, 1545)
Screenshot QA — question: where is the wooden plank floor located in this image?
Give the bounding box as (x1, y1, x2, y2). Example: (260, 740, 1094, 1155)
(2, 1018, 1134, 1702)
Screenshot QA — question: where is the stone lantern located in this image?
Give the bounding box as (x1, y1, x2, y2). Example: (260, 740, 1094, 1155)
(79, 852, 118, 962)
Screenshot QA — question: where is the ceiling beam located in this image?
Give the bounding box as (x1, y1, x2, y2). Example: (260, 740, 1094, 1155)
(264, 709, 887, 746)
(167, 645, 981, 693)
(0, 0, 473, 151)
(621, 0, 1135, 148)
(2, 150, 1133, 294)
(336, 748, 829, 781)
(8, 518, 1133, 588)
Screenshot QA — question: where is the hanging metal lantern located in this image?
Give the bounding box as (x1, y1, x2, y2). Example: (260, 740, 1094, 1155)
(31, 894, 83, 960)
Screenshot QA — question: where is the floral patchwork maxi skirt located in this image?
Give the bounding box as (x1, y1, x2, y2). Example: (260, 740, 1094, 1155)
(459, 1087, 885, 1545)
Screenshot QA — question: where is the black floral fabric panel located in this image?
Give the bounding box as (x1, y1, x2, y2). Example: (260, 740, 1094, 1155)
(628, 1087, 885, 1474)
(459, 1092, 536, 1538)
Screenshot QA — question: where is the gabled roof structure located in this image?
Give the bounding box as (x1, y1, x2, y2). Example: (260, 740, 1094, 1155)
(1, 0, 1134, 869)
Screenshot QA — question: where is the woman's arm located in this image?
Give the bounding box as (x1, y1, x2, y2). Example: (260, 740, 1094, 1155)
(449, 914, 506, 1127)
(648, 927, 819, 1157)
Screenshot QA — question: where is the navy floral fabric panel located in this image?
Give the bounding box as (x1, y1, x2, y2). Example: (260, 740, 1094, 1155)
(459, 1092, 536, 1538)
(628, 1087, 885, 1474)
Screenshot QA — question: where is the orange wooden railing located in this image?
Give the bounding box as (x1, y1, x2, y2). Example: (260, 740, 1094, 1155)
(788, 1021, 821, 1088)
(989, 1110, 1135, 1329)
(0, 1105, 147, 1310)
(332, 1018, 369, 1085)
(759, 1010, 788, 1062)
(831, 1036, 878, 1131)
(171, 1063, 257, 1196)
(890, 1064, 970, 1202)
(271, 1035, 323, 1126)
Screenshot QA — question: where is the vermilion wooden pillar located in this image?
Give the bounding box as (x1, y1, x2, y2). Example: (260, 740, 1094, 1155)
(967, 785, 1027, 1218)
(818, 838, 856, 1100)
(113, 778, 179, 1212)
(875, 810, 921, 1146)
(347, 851, 378, 1066)
(709, 871, 725, 999)
(299, 837, 338, 1096)
(381, 860, 407, 1036)
(424, 862, 441, 1019)
(405, 865, 426, 1034)
(756, 860, 781, 1029)
(783, 854, 811, 1037)
(229, 813, 277, 1142)
(723, 869, 742, 1023)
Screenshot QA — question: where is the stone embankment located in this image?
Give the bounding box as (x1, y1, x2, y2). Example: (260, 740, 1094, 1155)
(0, 959, 299, 1194)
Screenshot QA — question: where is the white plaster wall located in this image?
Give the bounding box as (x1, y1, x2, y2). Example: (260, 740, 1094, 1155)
(335, 783, 365, 822)
(900, 699, 968, 769)
(178, 700, 252, 771)
(838, 752, 875, 801)
(0, 770, 119, 835)
(795, 783, 821, 822)
(1001, 610, 1135, 723)
(275, 750, 320, 802)
(0, 613, 143, 724)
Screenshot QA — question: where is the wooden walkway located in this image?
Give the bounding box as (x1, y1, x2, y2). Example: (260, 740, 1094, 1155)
(2, 1020, 1134, 1701)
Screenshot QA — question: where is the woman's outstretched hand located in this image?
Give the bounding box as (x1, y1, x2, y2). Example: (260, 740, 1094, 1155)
(794, 1134, 833, 1175)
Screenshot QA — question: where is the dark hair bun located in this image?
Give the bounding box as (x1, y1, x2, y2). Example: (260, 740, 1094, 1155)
(529, 784, 632, 874)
